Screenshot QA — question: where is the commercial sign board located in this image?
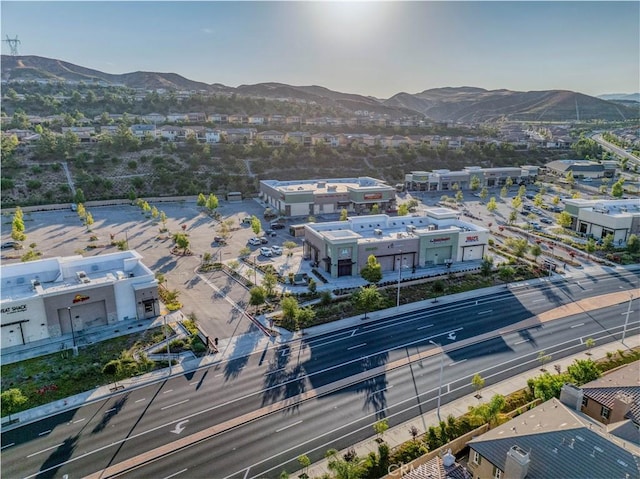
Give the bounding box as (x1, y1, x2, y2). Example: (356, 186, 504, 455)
(465, 235, 479, 243)
(429, 237, 451, 243)
(72, 294, 90, 304)
(1, 304, 27, 315)
(363, 193, 383, 200)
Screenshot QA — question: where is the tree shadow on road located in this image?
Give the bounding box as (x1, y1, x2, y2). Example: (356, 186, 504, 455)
(92, 394, 129, 434)
(36, 434, 79, 479)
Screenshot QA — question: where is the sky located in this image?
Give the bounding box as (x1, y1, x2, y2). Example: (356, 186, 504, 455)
(1, 1, 638, 98)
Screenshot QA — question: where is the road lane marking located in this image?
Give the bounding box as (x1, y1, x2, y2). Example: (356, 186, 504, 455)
(621, 311, 635, 315)
(449, 359, 467, 366)
(73, 418, 86, 424)
(531, 299, 544, 303)
(38, 430, 51, 436)
(514, 339, 530, 345)
(275, 420, 303, 433)
(351, 329, 357, 337)
(477, 310, 493, 315)
(1, 443, 14, 450)
(162, 468, 188, 479)
(266, 368, 286, 375)
(104, 408, 116, 414)
(215, 373, 224, 377)
(347, 343, 366, 350)
(135, 398, 146, 403)
(570, 323, 584, 328)
(161, 399, 190, 410)
(27, 443, 63, 458)
(189, 381, 199, 386)
(417, 324, 434, 330)
(163, 389, 173, 394)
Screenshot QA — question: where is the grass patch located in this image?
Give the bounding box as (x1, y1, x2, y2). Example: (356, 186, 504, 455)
(1, 327, 164, 415)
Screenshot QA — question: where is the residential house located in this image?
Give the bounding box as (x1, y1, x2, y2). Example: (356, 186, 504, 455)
(285, 131, 312, 147)
(285, 116, 302, 126)
(311, 133, 339, 148)
(248, 115, 266, 125)
(221, 128, 256, 144)
(228, 114, 247, 125)
(186, 112, 208, 123)
(141, 113, 166, 124)
(383, 135, 411, 148)
(158, 125, 185, 142)
(574, 362, 640, 427)
(129, 124, 157, 138)
(256, 130, 286, 146)
(467, 397, 640, 479)
(209, 113, 229, 124)
(267, 114, 286, 126)
(166, 113, 188, 123)
(204, 129, 222, 144)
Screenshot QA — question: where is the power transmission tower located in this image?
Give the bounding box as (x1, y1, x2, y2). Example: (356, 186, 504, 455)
(3, 35, 21, 56)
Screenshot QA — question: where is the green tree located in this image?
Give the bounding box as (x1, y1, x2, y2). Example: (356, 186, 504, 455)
(76, 203, 86, 219)
(480, 256, 494, 277)
(518, 185, 527, 197)
(534, 193, 544, 207)
(557, 211, 573, 228)
(373, 419, 389, 441)
(455, 189, 464, 204)
(74, 188, 86, 204)
(397, 203, 409, 216)
(585, 238, 596, 259)
(206, 193, 219, 213)
(468, 394, 506, 428)
(354, 285, 383, 319)
(1, 388, 28, 422)
(538, 350, 552, 370)
(431, 279, 445, 302)
(567, 358, 601, 384)
(360, 254, 382, 284)
(249, 286, 266, 314)
(527, 372, 566, 401)
(326, 449, 365, 479)
(584, 338, 596, 355)
(85, 212, 94, 231)
(371, 203, 380, 214)
(565, 170, 575, 185)
(339, 208, 348, 221)
(498, 265, 515, 284)
(297, 455, 311, 479)
(500, 186, 508, 198)
(262, 272, 277, 298)
(1, 134, 19, 160)
(479, 186, 488, 202)
(530, 243, 542, 262)
(506, 237, 529, 258)
(486, 197, 498, 213)
(626, 234, 639, 253)
(508, 209, 518, 224)
(472, 373, 485, 397)
(552, 195, 560, 206)
(102, 359, 123, 389)
(197, 193, 206, 207)
(511, 195, 522, 210)
(611, 179, 625, 198)
(159, 211, 168, 231)
(173, 232, 190, 255)
(470, 175, 481, 191)
(602, 234, 614, 252)
(251, 215, 262, 236)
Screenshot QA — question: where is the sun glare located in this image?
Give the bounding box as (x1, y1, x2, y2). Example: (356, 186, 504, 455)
(311, 2, 390, 43)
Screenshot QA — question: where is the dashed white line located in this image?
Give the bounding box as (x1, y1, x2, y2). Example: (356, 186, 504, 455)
(38, 430, 51, 436)
(621, 311, 635, 315)
(531, 299, 544, 303)
(275, 420, 303, 433)
(570, 323, 585, 329)
(417, 324, 434, 330)
(265, 368, 286, 375)
(105, 408, 116, 414)
(135, 398, 146, 403)
(161, 399, 189, 410)
(27, 443, 63, 458)
(215, 373, 224, 378)
(189, 381, 199, 386)
(73, 418, 86, 424)
(477, 310, 493, 315)
(163, 389, 173, 394)
(162, 468, 188, 479)
(514, 339, 530, 345)
(1, 443, 14, 450)
(449, 359, 468, 367)
(347, 343, 367, 350)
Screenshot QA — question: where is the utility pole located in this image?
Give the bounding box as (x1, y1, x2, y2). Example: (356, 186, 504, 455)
(622, 293, 634, 345)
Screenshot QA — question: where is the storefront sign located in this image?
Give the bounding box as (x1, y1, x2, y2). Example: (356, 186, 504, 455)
(430, 237, 451, 243)
(364, 193, 383, 200)
(1, 304, 27, 315)
(73, 294, 90, 304)
(466, 235, 479, 242)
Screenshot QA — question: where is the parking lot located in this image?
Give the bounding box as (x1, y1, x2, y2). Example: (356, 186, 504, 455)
(0, 198, 304, 341)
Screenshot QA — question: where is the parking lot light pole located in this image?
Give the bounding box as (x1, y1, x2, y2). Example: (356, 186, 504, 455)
(396, 251, 403, 309)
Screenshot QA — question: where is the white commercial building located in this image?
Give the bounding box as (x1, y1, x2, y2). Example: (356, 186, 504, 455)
(563, 199, 640, 243)
(0, 251, 158, 349)
(303, 208, 489, 278)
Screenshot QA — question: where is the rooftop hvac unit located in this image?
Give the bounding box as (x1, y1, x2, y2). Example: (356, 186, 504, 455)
(428, 224, 436, 231)
(406, 225, 416, 233)
(374, 229, 382, 236)
(76, 271, 90, 283)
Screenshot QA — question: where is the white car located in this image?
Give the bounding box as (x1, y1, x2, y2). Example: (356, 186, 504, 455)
(248, 237, 261, 246)
(259, 246, 273, 257)
(271, 245, 283, 255)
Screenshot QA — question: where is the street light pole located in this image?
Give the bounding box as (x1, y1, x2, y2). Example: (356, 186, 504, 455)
(429, 340, 444, 422)
(622, 293, 634, 345)
(396, 251, 403, 309)
(67, 307, 78, 356)
(164, 315, 172, 376)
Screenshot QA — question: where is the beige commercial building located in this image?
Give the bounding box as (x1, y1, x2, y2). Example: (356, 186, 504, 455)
(563, 198, 640, 243)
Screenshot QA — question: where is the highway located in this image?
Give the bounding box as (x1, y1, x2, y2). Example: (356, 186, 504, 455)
(1, 270, 638, 479)
(593, 133, 640, 168)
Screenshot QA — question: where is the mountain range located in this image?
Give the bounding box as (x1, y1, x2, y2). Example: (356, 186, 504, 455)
(2, 55, 638, 123)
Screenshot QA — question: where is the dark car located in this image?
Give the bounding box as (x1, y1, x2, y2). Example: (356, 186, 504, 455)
(1, 241, 21, 250)
(270, 223, 285, 230)
(260, 237, 269, 244)
(540, 217, 553, 224)
(265, 229, 277, 237)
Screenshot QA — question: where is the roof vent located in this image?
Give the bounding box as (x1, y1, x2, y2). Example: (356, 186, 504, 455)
(76, 271, 90, 283)
(442, 449, 455, 467)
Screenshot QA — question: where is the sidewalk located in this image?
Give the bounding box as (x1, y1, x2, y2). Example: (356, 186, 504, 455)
(291, 334, 640, 479)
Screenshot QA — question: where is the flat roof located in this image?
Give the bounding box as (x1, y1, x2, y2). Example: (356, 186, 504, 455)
(261, 177, 393, 195)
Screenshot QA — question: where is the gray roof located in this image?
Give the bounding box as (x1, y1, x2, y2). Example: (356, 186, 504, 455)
(468, 399, 640, 479)
(582, 362, 640, 424)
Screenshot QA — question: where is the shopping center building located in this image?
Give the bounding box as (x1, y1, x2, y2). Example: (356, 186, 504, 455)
(259, 177, 396, 217)
(563, 199, 640, 242)
(0, 250, 159, 349)
(303, 208, 489, 278)
(404, 166, 539, 192)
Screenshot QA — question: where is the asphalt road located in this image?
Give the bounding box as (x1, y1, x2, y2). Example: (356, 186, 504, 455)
(2, 270, 638, 479)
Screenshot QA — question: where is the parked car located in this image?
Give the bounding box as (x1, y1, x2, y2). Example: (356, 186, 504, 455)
(259, 246, 273, 257)
(263, 208, 277, 219)
(265, 229, 277, 237)
(270, 222, 285, 230)
(248, 237, 261, 246)
(1, 241, 22, 250)
(540, 217, 553, 224)
(242, 216, 253, 225)
(271, 245, 283, 255)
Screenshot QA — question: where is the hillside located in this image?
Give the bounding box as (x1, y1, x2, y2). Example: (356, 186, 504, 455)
(2, 55, 637, 122)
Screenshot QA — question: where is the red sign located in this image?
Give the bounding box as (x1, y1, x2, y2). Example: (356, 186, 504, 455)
(466, 235, 479, 242)
(364, 193, 383, 200)
(72, 294, 90, 304)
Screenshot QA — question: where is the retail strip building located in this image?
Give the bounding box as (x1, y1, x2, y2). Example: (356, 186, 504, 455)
(303, 208, 489, 278)
(0, 251, 159, 349)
